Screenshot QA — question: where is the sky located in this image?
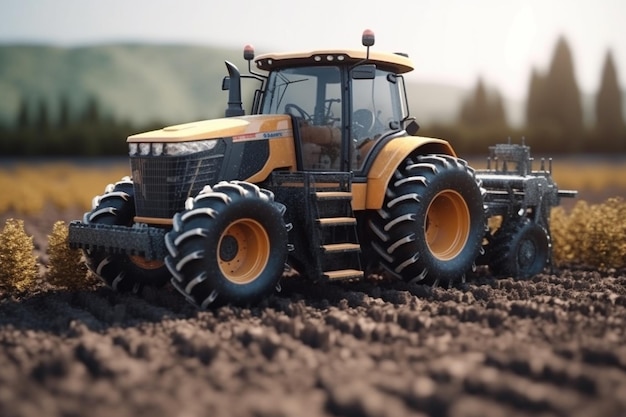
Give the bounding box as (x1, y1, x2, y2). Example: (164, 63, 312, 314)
(1, 0, 625, 101)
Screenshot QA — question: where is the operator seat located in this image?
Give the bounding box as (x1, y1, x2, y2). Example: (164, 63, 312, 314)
(298, 121, 342, 170)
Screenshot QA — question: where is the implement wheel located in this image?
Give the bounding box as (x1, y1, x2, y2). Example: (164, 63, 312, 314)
(489, 219, 550, 278)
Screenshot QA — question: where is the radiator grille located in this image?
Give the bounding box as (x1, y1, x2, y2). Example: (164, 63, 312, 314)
(130, 145, 225, 218)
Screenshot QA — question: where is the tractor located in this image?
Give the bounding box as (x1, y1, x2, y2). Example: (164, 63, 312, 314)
(68, 30, 575, 307)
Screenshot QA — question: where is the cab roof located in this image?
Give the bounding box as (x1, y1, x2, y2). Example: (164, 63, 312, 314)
(254, 49, 414, 74)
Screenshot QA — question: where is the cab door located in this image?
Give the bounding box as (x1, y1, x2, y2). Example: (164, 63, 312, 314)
(260, 66, 345, 171)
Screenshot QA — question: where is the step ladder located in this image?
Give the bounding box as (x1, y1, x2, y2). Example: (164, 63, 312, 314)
(307, 173, 363, 282)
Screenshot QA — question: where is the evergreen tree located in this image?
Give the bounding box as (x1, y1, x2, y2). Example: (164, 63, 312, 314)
(526, 68, 547, 127)
(36, 97, 50, 132)
(16, 97, 31, 130)
(459, 77, 507, 127)
(58, 94, 71, 129)
(491, 92, 507, 127)
(82, 95, 101, 125)
(544, 36, 584, 149)
(595, 50, 625, 151)
(525, 37, 584, 152)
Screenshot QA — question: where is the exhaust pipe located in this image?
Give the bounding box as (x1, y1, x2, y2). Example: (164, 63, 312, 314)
(224, 61, 244, 117)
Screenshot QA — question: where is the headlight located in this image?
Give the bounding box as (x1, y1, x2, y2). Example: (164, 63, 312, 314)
(152, 143, 164, 156)
(129, 140, 218, 156)
(165, 140, 218, 156)
(139, 143, 151, 156)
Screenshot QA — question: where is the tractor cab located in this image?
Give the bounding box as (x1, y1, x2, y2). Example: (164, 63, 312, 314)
(224, 30, 418, 173)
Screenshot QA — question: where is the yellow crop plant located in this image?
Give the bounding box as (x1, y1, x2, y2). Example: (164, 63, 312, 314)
(551, 197, 626, 269)
(0, 219, 38, 294)
(46, 221, 91, 290)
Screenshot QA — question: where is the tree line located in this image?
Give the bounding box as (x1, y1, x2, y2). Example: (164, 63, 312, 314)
(1, 36, 624, 156)
(423, 36, 625, 155)
(0, 95, 160, 156)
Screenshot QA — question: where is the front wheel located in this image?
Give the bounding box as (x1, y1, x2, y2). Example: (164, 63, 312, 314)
(82, 177, 171, 292)
(164, 181, 289, 308)
(367, 155, 486, 287)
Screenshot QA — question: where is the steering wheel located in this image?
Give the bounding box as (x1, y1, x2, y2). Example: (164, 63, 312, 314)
(352, 109, 375, 140)
(285, 103, 312, 122)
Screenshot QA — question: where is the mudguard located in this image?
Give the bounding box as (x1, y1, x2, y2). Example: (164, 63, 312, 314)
(353, 136, 456, 210)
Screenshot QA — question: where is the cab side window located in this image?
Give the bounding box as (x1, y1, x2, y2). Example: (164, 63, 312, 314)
(351, 70, 403, 170)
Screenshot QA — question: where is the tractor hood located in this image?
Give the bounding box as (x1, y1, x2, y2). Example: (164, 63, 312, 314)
(127, 114, 292, 143)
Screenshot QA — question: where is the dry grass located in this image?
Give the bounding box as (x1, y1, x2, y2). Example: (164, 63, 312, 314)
(0, 162, 129, 215)
(468, 156, 626, 193)
(0, 159, 625, 271)
(550, 162, 626, 192)
(1, 158, 624, 215)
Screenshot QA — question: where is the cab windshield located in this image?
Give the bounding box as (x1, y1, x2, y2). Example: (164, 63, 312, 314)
(261, 66, 341, 126)
(260, 65, 406, 171)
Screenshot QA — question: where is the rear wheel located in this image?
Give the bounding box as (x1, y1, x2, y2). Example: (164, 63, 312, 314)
(367, 155, 486, 287)
(489, 219, 549, 278)
(82, 177, 171, 292)
(165, 181, 289, 308)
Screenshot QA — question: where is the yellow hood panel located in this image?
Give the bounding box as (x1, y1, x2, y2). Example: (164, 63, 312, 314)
(127, 115, 291, 143)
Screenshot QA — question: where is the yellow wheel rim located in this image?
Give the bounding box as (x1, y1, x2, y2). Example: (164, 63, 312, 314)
(218, 219, 271, 284)
(424, 190, 471, 261)
(129, 256, 164, 270)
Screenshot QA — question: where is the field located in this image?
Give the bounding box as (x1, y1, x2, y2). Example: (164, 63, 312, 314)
(1, 158, 625, 417)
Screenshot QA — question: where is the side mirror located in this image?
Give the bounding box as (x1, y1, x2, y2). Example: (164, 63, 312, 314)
(405, 119, 420, 135)
(351, 64, 376, 80)
(222, 76, 230, 91)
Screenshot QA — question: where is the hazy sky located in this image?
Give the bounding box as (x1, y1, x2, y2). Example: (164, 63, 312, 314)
(1, 0, 624, 100)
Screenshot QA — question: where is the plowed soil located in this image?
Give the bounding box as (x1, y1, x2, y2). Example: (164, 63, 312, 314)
(2, 208, 626, 417)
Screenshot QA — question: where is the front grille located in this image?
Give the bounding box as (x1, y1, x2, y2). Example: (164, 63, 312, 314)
(131, 144, 225, 218)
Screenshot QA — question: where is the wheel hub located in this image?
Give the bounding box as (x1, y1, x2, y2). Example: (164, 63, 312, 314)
(219, 235, 239, 262)
(518, 239, 537, 269)
(218, 219, 271, 285)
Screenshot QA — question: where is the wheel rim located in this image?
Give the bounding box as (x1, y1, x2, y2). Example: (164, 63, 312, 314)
(129, 256, 165, 270)
(218, 218, 271, 284)
(424, 190, 471, 261)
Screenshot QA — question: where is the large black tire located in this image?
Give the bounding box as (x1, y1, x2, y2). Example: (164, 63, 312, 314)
(488, 219, 550, 278)
(164, 181, 289, 308)
(83, 177, 171, 292)
(367, 155, 486, 287)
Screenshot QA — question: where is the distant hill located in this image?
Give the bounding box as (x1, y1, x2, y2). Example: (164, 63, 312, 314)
(0, 44, 244, 128)
(0, 44, 482, 129)
(2, 44, 619, 130)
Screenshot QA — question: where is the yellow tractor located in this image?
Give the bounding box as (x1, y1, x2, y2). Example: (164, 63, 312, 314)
(69, 30, 572, 307)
